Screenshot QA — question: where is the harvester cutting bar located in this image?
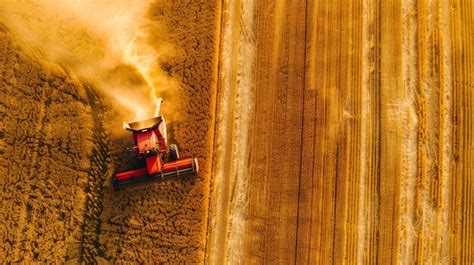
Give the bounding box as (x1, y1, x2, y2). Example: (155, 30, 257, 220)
(112, 157, 198, 191)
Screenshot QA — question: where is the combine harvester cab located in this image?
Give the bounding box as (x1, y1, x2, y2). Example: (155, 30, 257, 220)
(112, 99, 198, 191)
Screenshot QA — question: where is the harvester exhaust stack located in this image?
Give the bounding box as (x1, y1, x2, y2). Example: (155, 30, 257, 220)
(112, 98, 198, 191)
(154, 98, 164, 117)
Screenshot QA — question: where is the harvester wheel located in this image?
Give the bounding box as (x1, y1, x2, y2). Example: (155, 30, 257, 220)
(169, 144, 180, 161)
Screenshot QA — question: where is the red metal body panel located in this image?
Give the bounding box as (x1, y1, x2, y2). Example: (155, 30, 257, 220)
(146, 154, 162, 174)
(116, 168, 148, 181)
(154, 128, 168, 155)
(162, 157, 194, 172)
(136, 130, 157, 152)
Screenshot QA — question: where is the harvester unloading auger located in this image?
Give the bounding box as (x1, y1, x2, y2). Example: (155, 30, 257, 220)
(112, 98, 199, 191)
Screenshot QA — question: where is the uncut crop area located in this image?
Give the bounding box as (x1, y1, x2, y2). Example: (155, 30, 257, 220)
(0, 0, 473, 264)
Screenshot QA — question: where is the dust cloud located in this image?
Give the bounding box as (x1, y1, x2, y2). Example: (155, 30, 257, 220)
(0, 0, 179, 122)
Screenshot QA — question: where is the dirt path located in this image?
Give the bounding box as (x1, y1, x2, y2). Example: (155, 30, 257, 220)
(205, 0, 256, 263)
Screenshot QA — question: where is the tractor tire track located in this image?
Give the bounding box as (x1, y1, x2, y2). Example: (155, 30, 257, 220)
(78, 86, 112, 263)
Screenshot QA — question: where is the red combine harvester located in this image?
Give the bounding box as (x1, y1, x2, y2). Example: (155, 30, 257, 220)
(112, 98, 198, 191)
